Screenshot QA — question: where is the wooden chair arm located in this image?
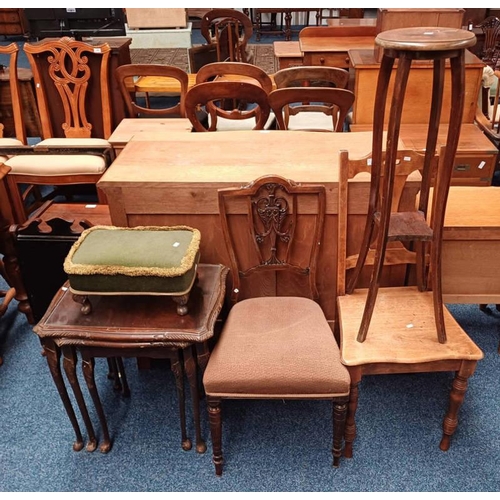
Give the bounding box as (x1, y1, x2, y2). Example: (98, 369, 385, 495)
(474, 106, 500, 142)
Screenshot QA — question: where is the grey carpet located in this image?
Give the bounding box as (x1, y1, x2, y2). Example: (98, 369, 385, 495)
(0, 283, 499, 491)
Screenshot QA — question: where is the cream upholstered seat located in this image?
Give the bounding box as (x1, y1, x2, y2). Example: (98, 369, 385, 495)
(203, 175, 350, 476)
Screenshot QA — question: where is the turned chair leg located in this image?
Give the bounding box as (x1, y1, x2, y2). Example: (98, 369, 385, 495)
(207, 396, 223, 476)
(332, 401, 348, 467)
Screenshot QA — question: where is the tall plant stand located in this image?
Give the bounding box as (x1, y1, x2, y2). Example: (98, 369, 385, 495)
(346, 27, 477, 344)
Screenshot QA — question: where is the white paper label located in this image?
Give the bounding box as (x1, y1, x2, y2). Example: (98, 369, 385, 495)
(478, 161, 486, 170)
(93, 48, 102, 53)
(173, 242, 180, 247)
(85, 204, 97, 209)
(367, 158, 372, 166)
(403, 156, 411, 161)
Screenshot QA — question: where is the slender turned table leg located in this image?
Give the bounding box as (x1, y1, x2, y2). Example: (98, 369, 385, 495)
(61, 345, 98, 452)
(184, 346, 206, 453)
(81, 352, 112, 453)
(440, 360, 477, 451)
(170, 350, 192, 451)
(43, 340, 84, 451)
(343, 367, 362, 458)
(115, 357, 130, 397)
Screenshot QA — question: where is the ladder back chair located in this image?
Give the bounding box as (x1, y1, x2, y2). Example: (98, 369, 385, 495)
(3, 37, 114, 223)
(203, 175, 350, 475)
(115, 64, 189, 118)
(185, 81, 270, 132)
(271, 65, 351, 131)
(335, 148, 483, 459)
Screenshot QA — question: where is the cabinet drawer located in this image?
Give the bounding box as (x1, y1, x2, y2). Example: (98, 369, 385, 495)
(451, 154, 496, 186)
(305, 52, 351, 69)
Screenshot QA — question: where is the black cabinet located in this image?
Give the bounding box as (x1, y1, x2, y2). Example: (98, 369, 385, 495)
(24, 8, 126, 40)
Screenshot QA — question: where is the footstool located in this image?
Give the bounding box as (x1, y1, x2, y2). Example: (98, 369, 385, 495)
(63, 225, 201, 316)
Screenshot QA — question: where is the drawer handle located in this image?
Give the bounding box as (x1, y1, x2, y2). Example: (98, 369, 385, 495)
(454, 164, 470, 172)
(345, 57, 350, 64)
(319, 57, 325, 64)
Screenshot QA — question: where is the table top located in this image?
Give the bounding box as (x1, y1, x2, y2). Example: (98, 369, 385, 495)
(349, 48, 484, 68)
(34, 263, 228, 345)
(99, 130, 388, 186)
(300, 35, 375, 53)
(326, 18, 377, 27)
(108, 118, 193, 146)
(273, 41, 302, 58)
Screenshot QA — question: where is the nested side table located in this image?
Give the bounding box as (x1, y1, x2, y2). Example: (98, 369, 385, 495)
(34, 263, 228, 454)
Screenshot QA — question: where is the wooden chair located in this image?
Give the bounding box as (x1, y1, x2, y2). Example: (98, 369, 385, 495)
(2, 37, 115, 223)
(335, 148, 484, 459)
(272, 66, 350, 130)
(114, 64, 189, 118)
(477, 16, 500, 69)
(191, 9, 254, 73)
(203, 175, 351, 475)
(0, 43, 26, 145)
(268, 87, 354, 131)
(195, 61, 274, 131)
(185, 81, 271, 132)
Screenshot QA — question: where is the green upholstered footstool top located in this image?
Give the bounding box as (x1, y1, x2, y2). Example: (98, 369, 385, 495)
(63, 225, 201, 315)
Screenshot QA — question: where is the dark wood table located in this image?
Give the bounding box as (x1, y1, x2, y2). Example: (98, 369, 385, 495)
(34, 263, 228, 454)
(254, 9, 321, 41)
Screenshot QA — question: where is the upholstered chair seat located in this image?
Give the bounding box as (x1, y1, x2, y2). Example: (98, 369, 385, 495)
(4, 154, 107, 177)
(204, 296, 350, 398)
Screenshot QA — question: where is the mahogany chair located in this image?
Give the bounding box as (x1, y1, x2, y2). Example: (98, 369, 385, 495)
(335, 148, 483, 459)
(2, 37, 114, 223)
(203, 175, 350, 475)
(194, 61, 274, 130)
(268, 87, 355, 131)
(197, 8, 254, 68)
(185, 81, 271, 132)
(271, 65, 351, 131)
(114, 64, 189, 118)
(0, 43, 27, 145)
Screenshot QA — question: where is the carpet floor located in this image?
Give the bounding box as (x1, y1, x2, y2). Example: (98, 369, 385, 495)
(1, 280, 499, 491)
(130, 44, 277, 74)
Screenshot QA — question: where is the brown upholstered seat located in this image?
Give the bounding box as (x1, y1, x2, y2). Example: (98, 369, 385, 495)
(203, 175, 350, 476)
(204, 297, 350, 398)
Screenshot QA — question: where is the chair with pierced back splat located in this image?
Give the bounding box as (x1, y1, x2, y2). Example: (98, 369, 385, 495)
(203, 175, 350, 475)
(3, 37, 114, 224)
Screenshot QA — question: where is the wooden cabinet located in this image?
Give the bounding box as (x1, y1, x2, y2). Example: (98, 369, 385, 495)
(0, 9, 29, 37)
(349, 49, 484, 127)
(350, 123, 498, 186)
